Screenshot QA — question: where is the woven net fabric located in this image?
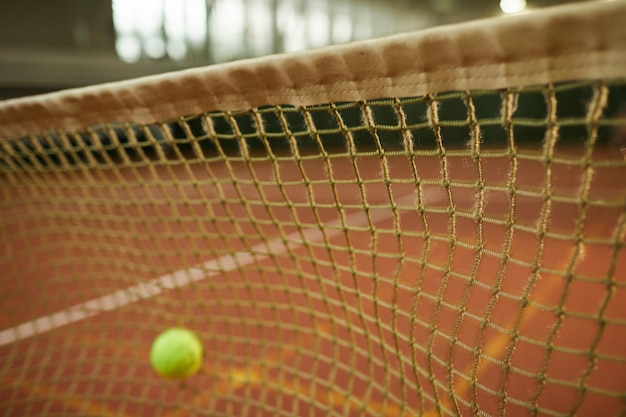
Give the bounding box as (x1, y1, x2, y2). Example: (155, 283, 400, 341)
(1, 2, 626, 417)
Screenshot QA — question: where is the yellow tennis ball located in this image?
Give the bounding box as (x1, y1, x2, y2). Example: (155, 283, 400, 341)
(150, 328, 203, 379)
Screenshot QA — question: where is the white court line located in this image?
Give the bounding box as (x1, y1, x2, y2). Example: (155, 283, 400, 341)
(0, 190, 443, 347)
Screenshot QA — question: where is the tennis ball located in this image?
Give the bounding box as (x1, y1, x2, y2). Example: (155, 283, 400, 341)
(150, 328, 203, 379)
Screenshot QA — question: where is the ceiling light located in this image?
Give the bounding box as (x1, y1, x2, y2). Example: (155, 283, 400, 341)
(500, 0, 527, 14)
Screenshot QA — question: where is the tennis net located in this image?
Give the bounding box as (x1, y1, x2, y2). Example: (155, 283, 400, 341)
(1, 2, 625, 416)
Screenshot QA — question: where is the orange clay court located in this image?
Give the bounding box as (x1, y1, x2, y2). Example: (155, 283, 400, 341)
(1, 143, 624, 416)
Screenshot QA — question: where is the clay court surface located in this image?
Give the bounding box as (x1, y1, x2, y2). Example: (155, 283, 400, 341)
(1, 145, 625, 416)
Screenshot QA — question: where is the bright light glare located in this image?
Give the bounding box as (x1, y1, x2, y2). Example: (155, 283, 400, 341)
(352, 7, 373, 40)
(112, 0, 417, 63)
(210, 0, 245, 61)
(247, 0, 273, 56)
(116, 35, 141, 63)
(167, 39, 188, 61)
(112, 0, 135, 34)
(280, 1, 306, 52)
(164, 0, 185, 39)
(308, 6, 330, 48)
(332, 13, 353, 44)
(134, 0, 162, 36)
(164, 0, 188, 59)
(113, 0, 208, 61)
(145, 37, 166, 58)
(185, 0, 207, 46)
(500, 0, 527, 14)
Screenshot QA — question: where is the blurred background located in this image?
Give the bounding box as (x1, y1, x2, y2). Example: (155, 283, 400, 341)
(0, 0, 601, 100)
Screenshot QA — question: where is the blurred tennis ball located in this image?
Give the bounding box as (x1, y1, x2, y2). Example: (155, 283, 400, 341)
(150, 328, 203, 379)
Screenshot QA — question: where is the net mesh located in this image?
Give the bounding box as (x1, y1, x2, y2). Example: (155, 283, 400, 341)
(1, 76, 625, 416)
